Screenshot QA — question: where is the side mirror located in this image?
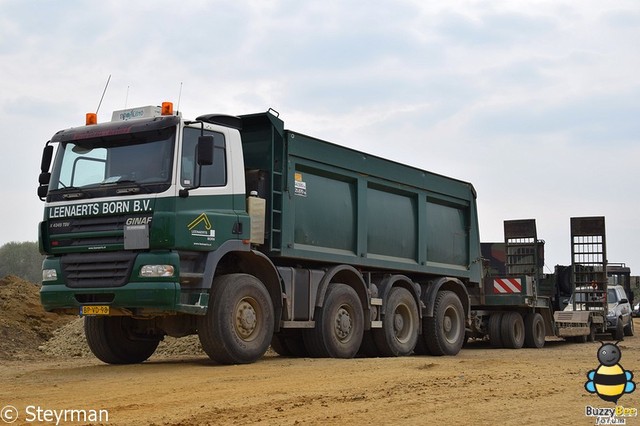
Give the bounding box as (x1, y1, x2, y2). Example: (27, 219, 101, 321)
(197, 136, 214, 166)
(562, 298, 569, 305)
(41, 144, 54, 173)
(620, 298, 629, 304)
(38, 143, 54, 200)
(37, 185, 48, 199)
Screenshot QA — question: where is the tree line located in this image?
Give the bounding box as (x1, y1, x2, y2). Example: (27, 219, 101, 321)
(0, 241, 44, 284)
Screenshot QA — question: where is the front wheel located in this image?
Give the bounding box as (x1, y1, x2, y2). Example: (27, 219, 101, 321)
(197, 274, 274, 364)
(423, 291, 465, 356)
(624, 317, 634, 337)
(84, 316, 160, 364)
(612, 319, 625, 341)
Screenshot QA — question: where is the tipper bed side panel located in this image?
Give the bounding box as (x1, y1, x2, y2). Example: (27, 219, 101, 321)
(240, 113, 481, 284)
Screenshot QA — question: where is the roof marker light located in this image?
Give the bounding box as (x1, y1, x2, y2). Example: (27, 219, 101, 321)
(86, 113, 98, 125)
(161, 102, 173, 116)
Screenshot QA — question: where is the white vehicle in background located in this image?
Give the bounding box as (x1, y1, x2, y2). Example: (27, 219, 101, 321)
(564, 285, 633, 340)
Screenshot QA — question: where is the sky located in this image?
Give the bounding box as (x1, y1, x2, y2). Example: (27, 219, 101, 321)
(1, 0, 639, 274)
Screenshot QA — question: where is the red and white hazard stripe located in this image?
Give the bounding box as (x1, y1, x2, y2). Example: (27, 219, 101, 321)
(493, 278, 522, 294)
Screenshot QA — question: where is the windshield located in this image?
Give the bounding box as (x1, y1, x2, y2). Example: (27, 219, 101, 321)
(48, 127, 175, 200)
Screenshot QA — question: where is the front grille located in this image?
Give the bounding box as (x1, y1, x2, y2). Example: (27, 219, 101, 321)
(61, 252, 137, 288)
(49, 215, 126, 247)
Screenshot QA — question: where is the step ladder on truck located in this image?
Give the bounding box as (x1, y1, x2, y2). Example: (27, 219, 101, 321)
(553, 216, 608, 342)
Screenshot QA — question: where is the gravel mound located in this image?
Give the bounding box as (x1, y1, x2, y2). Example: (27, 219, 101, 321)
(0, 275, 75, 360)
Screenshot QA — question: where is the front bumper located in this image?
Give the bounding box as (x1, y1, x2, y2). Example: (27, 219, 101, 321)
(40, 281, 181, 315)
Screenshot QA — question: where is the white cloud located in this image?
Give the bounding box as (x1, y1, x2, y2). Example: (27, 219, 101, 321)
(0, 0, 638, 273)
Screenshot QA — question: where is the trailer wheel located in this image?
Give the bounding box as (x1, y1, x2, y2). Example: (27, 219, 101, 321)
(423, 291, 465, 356)
(501, 312, 525, 349)
(304, 284, 364, 358)
(84, 316, 160, 364)
(623, 317, 634, 337)
(489, 313, 503, 348)
(197, 274, 274, 364)
(523, 312, 545, 348)
(587, 324, 597, 342)
(373, 287, 419, 357)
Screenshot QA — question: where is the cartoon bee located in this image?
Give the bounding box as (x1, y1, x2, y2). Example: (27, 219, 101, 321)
(585, 341, 636, 404)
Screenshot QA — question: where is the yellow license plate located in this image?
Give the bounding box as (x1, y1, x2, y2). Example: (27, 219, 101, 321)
(81, 305, 110, 316)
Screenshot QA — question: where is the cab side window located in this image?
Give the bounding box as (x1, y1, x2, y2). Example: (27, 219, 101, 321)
(181, 128, 226, 187)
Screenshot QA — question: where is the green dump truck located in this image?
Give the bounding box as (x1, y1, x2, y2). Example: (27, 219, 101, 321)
(38, 103, 482, 364)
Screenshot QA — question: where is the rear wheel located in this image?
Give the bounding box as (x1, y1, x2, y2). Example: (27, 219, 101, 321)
(587, 324, 597, 342)
(423, 291, 465, 356)
(523, 312, 545, 348)
(84, 316, 160, 364)
(373, 287, 419, 357)
(489, 313, 503, 348)
(304, 284, 364, 358)
(271, 330, 309, 357)
(501, 312, 525, 349)
(198, 274, 274, 364)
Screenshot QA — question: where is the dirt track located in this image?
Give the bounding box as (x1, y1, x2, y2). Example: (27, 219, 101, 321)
(1, 277, 639, 425)
(1, 321, 639, 425)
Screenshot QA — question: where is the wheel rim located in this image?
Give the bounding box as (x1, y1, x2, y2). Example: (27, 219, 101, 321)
(334, 304, 353, 342)
(443, 305, 461, 343)
(393, 303, 413, 344)
(235, 297, 261, 341)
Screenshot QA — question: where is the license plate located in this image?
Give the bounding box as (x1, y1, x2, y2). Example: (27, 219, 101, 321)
(81, 305, 110, 316)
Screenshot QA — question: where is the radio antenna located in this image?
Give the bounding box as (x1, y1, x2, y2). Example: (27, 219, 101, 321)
(177, 82, 183, 113)
(96, 74, 111, 114)
(124, 85, 130, 109)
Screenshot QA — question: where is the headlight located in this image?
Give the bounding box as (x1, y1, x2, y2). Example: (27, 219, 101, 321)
(42, 269, 58, 282)
(140, 265, 175, 277)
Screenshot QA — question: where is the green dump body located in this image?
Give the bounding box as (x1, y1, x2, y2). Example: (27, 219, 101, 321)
(241, 112, 482, 285)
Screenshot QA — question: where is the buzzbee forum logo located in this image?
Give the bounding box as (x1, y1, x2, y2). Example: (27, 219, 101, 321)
(584, 341, 637, 424)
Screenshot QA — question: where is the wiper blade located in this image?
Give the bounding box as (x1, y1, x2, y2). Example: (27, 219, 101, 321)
(104, 179, 153, 194)
(58, 187, 90, 199)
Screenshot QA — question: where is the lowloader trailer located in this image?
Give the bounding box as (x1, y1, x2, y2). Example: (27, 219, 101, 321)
(38, 103, 482, 364)
(470, 217, 610, 348)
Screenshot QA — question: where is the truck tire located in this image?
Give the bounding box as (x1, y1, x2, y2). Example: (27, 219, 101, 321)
(623, 318, 634, 337)
(500, 312, 525, 349)
(373, 287, 419, 357)
(358, 331, 380, 357)
(523, 312, 545, 348)
(489, 313, 503, 348)
(612, 320, 624, 341)
(413, 334, 433, 355)
(271, 331, 308, 357)
(304, 284, 364, 358)
(197, 274, 274, 364)
(84, 316, 160, 364)
(423, 291, 465, 356)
